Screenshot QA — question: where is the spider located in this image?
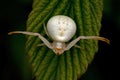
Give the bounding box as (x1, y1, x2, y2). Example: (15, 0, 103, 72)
(8, 15, 110, 55)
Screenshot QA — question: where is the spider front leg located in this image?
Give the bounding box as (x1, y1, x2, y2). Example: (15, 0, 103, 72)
(8, 31, 52, 49)
(65, 36, 110, 51)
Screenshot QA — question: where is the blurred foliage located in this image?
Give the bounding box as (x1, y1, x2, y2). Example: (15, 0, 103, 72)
(0, 0, 119, 80)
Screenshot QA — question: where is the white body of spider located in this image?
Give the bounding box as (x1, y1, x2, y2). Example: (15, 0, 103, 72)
(46, 15, 76, 54)
(47, 15, 76, 42)
(8, 15, 110, 55)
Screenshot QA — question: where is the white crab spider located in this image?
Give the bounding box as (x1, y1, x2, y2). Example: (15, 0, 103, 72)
(8, 15, 110, 55)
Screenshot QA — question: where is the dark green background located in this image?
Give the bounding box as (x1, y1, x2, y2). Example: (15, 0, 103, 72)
(0, 0, 119, 80)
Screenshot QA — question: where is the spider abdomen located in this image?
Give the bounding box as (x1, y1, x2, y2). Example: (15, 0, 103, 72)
(47, 15, 76, 42)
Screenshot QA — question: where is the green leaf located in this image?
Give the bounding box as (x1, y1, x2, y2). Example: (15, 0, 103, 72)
(26, 0, 103, 80)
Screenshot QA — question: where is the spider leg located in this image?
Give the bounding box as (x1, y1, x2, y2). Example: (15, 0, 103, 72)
(76, 36, 110, 44)
(74, 45, 84, 49)
(37, 43, 45, 47)
(43, 23, 49, 37)
(65, 36, 110, 50)
(8, 31, 52, 49)
(65, 36, 82, 50)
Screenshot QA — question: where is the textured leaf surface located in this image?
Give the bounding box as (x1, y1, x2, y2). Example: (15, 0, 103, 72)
(26, 0, 103, 80)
